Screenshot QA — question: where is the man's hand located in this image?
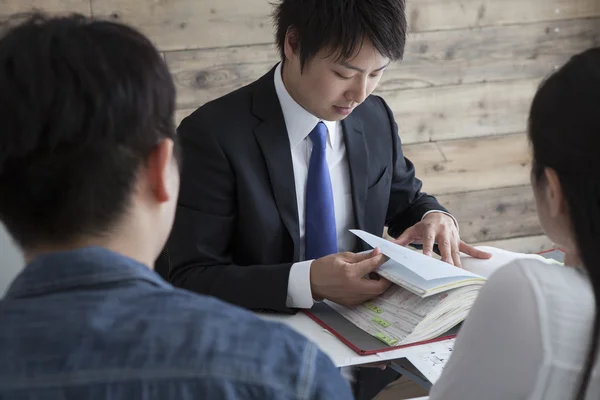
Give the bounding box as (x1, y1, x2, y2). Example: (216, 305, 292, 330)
(310, 249, 391, 306)
(394, 213, 492, 267)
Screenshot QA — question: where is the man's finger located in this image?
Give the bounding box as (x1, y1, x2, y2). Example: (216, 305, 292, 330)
(394, 226, 416, 246)
(459, 241, 493, 259)
(437, 236, 454, 265)
(451, 239, 463, 268)
(421, 231, 436, 257)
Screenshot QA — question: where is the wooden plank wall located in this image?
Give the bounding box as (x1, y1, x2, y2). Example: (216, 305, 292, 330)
(3, 0, 600, 253)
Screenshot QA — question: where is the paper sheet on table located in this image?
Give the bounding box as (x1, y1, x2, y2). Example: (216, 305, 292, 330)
(404, 338, 455, 384)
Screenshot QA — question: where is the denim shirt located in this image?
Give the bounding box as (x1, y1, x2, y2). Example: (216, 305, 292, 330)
(0, 247, 353, 399)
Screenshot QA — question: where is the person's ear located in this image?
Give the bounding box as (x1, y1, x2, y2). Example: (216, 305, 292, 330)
(146, 138, 177, 203)
(283, 26, 301, 61)
(544, 167, 567, 218)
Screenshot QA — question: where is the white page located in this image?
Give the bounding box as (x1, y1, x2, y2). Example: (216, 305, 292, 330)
(325, 285, 448, 345)
(376, 258, 437, 292)
(377, 258, 484, 291)
(405, 339, 456, 384)
(351, 230, 482, 281)
(461, 246, 560, 278)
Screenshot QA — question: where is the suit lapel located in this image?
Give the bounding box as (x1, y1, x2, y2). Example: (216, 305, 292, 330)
(342, 114, 368, 231)
(252, 68, 301, 261)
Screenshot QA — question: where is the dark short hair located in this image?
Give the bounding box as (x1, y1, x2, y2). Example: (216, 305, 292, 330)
(0, 13, 178, 251)
(273, 0, 407, 70)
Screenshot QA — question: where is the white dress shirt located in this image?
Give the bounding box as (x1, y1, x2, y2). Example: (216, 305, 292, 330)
(274, 63, 355, 309)
(274, 63, 454, 309)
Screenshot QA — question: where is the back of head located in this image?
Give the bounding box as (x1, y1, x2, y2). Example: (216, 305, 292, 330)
(0, 14, 178, 253)
(529, 47, 600, 400)
(273, 0, 407, 68)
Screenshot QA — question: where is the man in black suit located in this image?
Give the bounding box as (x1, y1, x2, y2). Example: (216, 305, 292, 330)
(166, 0, 490, 313)
(168, 0, 491, 308)
(165, 1, 491, 397)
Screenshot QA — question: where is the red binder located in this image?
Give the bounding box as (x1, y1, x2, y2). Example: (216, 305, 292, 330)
(304, 305, 458, 355)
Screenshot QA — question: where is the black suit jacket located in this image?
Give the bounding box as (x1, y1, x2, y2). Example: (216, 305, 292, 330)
(165, 66, 447, 313)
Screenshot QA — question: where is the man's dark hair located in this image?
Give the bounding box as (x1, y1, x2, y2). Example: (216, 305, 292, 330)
(273, 0, 407, 70)
(0, 13, 178, 251)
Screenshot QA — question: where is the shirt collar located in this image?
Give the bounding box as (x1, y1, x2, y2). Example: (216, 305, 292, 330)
(273, 62, 338, 149)
(4, 247, 171, 299)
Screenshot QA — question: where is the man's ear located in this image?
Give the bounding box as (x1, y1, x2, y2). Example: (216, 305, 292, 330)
(283, 26, 301, 61)
(146, 138, 176, 203)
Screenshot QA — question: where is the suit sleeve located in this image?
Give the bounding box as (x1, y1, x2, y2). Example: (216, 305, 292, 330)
(377, 96, 450, 238)
(166, 113, 294, 313)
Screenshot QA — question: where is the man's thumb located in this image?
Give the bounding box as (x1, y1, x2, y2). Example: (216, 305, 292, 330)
(355, 252, 386, 275)
(349, 247, 381, 263)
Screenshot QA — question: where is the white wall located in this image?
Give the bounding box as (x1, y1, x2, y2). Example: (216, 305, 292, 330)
(0, 223, 24, 296)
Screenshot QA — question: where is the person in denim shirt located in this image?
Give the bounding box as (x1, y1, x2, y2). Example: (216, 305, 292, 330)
(0, 14, 352, 400)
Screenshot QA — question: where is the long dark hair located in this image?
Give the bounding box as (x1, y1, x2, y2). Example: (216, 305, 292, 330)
(529, 48, 600, 399)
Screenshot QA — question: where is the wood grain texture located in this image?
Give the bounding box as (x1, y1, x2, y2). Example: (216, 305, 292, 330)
(168, 18, 600, 143)
(404, 133, 531, 195)
(0, 0, 90, 17)
(406, 0, 600, 33)
(474, 235, 556, 254)
(91, 0, 273, 51)
(436, 185, 542, 243)
(388, 78, 539, 143)
(167, 18, 600, 112)
(175, 108, 194, 126)
(381, 18, 600, 91)
(171, 77, 541, 146)
(91, 0, 600, 51)
(167, 43, 279, 110)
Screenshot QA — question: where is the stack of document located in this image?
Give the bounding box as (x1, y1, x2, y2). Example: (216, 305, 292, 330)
(326, 230, 557, 347)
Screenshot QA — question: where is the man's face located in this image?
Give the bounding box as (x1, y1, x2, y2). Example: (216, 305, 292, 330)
(282, 37, 389, 121)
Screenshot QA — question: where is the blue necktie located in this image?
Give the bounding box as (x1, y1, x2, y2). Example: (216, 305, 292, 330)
(305, 122, 338, 260)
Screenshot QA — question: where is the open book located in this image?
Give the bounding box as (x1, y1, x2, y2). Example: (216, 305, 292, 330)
(351, 230, 486, 297)
(324, 230, 563, 348)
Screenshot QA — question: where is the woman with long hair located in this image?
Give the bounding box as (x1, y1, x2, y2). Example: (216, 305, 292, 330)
(429, 48, 600, 399)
